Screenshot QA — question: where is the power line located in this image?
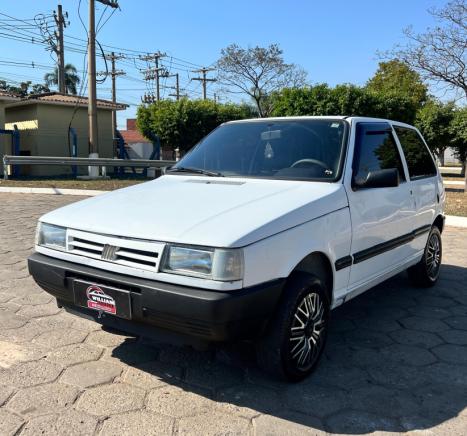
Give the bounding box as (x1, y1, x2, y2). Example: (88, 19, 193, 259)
(0, 11, 207, 73)
(0, 10, 219, 107)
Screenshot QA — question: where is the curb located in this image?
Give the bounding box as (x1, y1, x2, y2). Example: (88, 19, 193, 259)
(445, 215, 467, 229)
(444, 180, 465, 186)
(0, 187, 106, 196)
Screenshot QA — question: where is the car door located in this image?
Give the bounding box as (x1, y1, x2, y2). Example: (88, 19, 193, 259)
(392, 125, 439, 238)
(345, 122, 415, 290)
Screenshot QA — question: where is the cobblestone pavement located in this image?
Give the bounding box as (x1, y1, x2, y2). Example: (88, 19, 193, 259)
(0, 193, 466, 435)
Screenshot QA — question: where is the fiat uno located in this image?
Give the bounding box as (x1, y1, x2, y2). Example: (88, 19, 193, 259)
(28, 116, 445, 381)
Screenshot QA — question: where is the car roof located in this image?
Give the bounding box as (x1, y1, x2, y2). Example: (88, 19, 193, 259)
(225, 116, 415, 129)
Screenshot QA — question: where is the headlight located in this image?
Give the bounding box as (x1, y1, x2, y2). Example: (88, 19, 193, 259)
(161, 244, 243, 281)
(36, 222, 67, 251)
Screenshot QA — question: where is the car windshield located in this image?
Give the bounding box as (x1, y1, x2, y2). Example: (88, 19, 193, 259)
(170, 119, 348, 181)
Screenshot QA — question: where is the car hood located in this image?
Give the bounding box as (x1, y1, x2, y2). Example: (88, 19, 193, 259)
(40, 175, 348, 247)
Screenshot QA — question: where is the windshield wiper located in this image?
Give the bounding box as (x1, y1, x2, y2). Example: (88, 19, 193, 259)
(167, 166, 224, 177)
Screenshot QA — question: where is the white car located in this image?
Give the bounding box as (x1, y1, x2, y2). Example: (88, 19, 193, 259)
(29, 116, 445, 381)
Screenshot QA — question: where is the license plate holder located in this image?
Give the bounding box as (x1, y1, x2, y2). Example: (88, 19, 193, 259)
(73, 280, 131, 320)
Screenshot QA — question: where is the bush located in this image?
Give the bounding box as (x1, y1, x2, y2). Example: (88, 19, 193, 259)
(137, 99, 253, 153)
(269, 84, 418, 124)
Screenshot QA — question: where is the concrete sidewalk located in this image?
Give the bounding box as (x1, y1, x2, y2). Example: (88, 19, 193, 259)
(446, 215, 467, 228)
(0, 187, 107, 196)
(444, 180, 465, 186)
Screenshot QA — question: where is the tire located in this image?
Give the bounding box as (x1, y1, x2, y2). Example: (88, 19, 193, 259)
(408, 226, 442, 287)
(256, 272, 330, 382)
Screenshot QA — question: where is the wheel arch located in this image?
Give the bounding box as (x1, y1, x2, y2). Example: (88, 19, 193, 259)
(290, 251, 334, 303)
(433, 214, 445, 233)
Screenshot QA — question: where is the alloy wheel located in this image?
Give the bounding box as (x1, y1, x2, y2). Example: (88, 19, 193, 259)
(288, 291, 326, 371)
(426, 232, 441, 279)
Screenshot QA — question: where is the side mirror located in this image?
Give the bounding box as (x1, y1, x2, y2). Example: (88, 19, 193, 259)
(354, 168, 399, 189)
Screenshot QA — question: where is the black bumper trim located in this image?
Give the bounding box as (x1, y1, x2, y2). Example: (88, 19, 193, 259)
(28, 253, 284, 342)
(335, 255, 352, 271)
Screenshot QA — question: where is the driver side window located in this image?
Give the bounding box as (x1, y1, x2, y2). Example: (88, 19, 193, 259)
(353, 123, 406, 186)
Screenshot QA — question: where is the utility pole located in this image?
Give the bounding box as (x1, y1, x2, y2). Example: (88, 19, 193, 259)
(97, 52, 125, 139)
(87, 0, 118, 171)
(140, 52, 166, 101)
(88, 0, 98, 160)
(54, 5, 67, 93)
(166, 73, 180, 101)
(191, 67, 217, 100)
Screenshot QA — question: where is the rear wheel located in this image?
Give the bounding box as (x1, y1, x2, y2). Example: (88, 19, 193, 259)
(256, 272, 330, 381)
(408, 226, 442, 287)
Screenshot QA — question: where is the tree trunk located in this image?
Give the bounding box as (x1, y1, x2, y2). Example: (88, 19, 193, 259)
(439, 151, 445, 167)
(255, 98, 264, 118)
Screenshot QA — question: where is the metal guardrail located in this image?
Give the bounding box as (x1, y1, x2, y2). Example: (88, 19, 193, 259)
(2, 155, 176, 180)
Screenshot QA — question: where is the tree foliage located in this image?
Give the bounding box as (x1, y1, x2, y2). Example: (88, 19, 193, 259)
(449, 107, 467, 174)
(44, 63, 81, 95)
(269, 84, 418, 124)
(387, 0, 467, 99)
(415, 100, 456, 164)
(137, 99, 254, 152)
(0, 80, 50, 97)
(366, 59, 428, 106)
(216, 43, 307, 117)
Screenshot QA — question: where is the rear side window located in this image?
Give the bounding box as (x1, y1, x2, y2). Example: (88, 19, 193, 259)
(394, 126, 437, 180)
(353, 123, 406, 186)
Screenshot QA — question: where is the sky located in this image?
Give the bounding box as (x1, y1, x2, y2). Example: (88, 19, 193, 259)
(0, 0, 449, 129)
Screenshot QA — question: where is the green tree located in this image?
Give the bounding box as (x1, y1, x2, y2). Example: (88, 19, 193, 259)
(0, 80, 49, 97)
(269, 84, 418, 124)
(31, 83, 50, 94)
(366, 59, 428, 107)
(216, 44, 307, 117)
(137, 99, 253, 153)
(387, 0, 467, 99)
(44, 64, 80, 95)
(450, 107, 467, 182)
(415, 101, 456, 165)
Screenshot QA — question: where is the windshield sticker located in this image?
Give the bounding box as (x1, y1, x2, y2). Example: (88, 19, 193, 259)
(264, 142, 274, 159)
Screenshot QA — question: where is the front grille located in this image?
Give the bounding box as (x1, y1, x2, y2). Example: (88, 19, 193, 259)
(67, 230, 165, 272)
(115, 247, 158, 268)
(69, 237, 104, 258)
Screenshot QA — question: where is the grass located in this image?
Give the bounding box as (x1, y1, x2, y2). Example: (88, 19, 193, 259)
(1, 176, 466, 217)
(445, 191, 467, 217)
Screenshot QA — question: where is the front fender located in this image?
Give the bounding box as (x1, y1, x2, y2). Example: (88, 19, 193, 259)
(242, 207, 352, 304)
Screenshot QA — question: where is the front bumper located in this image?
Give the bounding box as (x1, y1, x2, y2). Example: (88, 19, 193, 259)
(28, 253, 284, 342)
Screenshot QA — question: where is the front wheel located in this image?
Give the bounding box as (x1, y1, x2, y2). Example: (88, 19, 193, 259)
(256, 272, 330, 382)
(408, 226, 442, 287)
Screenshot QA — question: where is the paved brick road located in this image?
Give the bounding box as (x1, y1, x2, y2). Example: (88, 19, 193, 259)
(0, 193, 466, 435)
